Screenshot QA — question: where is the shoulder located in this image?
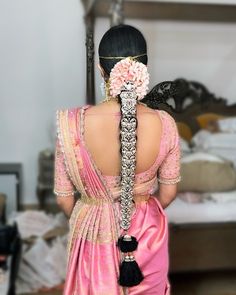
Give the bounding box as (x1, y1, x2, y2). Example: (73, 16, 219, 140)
(158, 110, 178, 130)
(139, 106, 177, 128)
(55, 106, 85, 140)
(158, 110, 175, 122)
(158, 110, 180, 148)
(55, 106, 85, 133)
(56, 105, 87, 118)
(137, 104, 159, 119)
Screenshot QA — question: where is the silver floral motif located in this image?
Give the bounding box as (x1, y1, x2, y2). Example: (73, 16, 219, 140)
(120, 86, 138, 230)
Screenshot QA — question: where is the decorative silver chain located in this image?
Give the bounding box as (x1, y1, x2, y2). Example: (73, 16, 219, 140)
(120, 82, 137, 230)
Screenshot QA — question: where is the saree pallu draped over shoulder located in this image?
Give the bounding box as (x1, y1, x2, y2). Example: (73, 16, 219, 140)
(56, 106, 170, 295)
(57, 107, 123, 295)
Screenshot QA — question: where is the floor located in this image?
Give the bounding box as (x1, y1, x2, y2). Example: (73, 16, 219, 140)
(23, 271, 236, 295)
(170, 270, 236, 295)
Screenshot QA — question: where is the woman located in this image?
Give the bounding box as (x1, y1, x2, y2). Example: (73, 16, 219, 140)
(54, 25, 181, 295)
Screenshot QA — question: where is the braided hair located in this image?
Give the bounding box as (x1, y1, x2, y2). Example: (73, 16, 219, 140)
(98, 24, 149, 287)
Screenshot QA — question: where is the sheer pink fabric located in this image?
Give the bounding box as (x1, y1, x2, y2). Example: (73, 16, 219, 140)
(54, 105, 181, 295)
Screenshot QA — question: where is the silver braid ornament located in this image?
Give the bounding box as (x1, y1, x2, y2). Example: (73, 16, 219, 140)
(120, 82, 137, 230)
(117, 81, 144, 287)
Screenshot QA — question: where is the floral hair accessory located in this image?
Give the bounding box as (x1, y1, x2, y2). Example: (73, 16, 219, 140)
(109, 57, 150, 100)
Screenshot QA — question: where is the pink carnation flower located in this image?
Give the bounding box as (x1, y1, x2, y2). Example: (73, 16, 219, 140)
(109, 57, 150, 100)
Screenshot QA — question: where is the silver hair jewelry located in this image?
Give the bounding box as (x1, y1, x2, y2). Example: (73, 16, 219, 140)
(120, 81, 137, 230)
(117, 81, 144, 287)
(106, 57, 147, 286)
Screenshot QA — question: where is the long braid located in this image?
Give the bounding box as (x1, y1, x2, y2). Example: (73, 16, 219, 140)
(116, 82, 144, 287)
(105, 56, 149, 286)
(98, 24, 149, 287)
(118, 89, 137, 231)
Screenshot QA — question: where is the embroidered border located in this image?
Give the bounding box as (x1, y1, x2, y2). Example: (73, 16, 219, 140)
(157, 175, 181, 185)
(58, 109, 87, 196)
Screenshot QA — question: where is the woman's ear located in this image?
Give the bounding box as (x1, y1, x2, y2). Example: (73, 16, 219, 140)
(98, 64, 108, 80)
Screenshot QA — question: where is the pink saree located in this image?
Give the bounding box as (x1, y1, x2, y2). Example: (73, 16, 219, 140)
(54, 105, 181, 295)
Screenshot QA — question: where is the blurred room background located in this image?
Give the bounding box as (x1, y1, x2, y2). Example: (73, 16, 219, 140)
(1, 0, 236, 294)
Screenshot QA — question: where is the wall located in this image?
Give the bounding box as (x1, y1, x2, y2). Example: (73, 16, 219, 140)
(0, 0, 86, 205)
(1, 1, 236, 205)
(95, 18, 236, 105)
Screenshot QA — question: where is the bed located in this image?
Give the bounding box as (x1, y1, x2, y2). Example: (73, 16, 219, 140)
(143, 78, 236, 272)
(81, 0, 236, 273)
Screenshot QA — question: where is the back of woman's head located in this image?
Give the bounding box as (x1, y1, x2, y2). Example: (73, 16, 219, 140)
(99, 24, 148, 75)
(98, 25, 149, 286)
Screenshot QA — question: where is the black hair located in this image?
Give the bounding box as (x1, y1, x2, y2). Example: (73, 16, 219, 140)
(98, 24, 148, 76)
(99, 25, 146, 286)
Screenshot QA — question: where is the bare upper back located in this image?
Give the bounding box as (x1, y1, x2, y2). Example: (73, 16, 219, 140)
(83, 102, 162, 176)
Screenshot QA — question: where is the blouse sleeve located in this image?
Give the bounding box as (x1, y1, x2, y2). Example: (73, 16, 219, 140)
(158, 113, 181, 185)
(53, 135, 76, 197)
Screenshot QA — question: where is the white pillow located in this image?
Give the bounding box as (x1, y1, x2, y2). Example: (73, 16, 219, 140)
(204, 191, 236, 203)
(218, 117, 236, 133)
(180, 137, 191, 154)
(207, 148, 236, 168)
(181, 152, 225, 164)
(192, 130, 236, 149)
(191, 130, 211, 149)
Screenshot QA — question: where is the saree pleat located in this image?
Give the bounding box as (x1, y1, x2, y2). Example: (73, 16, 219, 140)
(65, 202, 122, 295)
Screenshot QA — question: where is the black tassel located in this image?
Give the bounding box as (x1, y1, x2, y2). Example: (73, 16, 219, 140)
(117, 234, 138, 253)
(118, 255, 144, 287)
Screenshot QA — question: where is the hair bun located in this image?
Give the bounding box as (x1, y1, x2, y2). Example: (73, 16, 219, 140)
(109, 57, 149, 100)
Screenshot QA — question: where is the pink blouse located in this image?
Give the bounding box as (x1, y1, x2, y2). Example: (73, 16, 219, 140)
(54, 108, 181, 198)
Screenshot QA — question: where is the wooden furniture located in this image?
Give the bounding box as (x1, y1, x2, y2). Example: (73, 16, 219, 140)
(81, 0, 236, 273)
(81, 0, 236, 104)
(142, 78, 236, 139)
(169, 222, 236, 273)
(0, 163, 23, 212)
(0, 193, 6, 223)
(144, 78, 236, 272)
(36, 149, 54, 209)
